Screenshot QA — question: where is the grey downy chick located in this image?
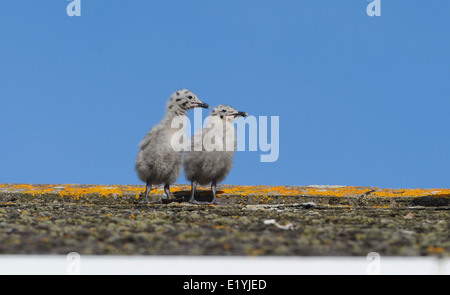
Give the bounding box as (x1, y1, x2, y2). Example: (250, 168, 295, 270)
(184, 105, 247, 204)
(135, 89, 210, 203)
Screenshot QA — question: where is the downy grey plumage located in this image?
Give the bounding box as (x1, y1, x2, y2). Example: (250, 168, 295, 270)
(184, 105, 247, 204)
(135, 89, 209, 202)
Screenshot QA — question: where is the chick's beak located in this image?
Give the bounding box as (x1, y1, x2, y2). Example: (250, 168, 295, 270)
(233, 111, 248, 118)
(195, 102, 210, 109)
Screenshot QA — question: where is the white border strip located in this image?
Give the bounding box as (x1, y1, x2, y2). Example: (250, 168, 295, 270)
(0, 255, 448, 275)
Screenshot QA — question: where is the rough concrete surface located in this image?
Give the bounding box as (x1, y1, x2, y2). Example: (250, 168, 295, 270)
(0, 184, 449, 256)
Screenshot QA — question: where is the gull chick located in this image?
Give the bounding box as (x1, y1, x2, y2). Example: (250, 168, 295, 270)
(184, 105, 247, 204)
(135, 89, 210, 203)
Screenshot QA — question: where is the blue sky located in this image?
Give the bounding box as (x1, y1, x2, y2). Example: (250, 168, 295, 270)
(0, 1, 449, 188)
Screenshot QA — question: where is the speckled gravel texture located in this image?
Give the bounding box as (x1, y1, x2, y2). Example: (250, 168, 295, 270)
(0, 184, 449, 256)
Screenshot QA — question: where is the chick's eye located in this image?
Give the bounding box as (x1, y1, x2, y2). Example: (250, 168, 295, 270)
(188, 96, 193, 99)
(221, 110, 226, 112)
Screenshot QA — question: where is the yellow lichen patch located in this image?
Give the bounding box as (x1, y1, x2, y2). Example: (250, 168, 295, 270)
(169, 185, 190, 193)
(300, 186, 374, 197)
(372, 188, 450, 198)
(220, 185, 374, 198)
(218, 185, 450, 200)
(427, 246, 446, 254)
(39, 216, 52, 221)
(0, 184, 145, 200)
(1, 183, 449, 201)
(58, 185, 129, 199)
